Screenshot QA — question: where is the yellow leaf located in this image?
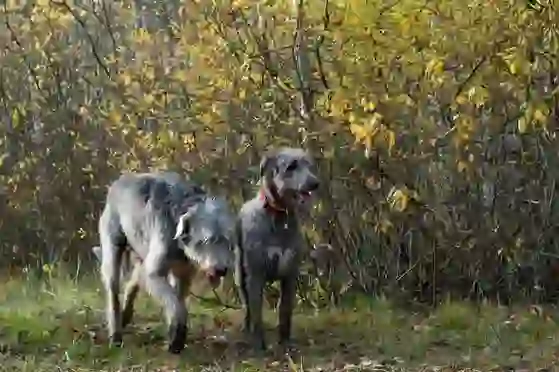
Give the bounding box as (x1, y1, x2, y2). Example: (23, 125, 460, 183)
(350, 123, 367, 142)
(173, 70, 188, 83)
(397, 94, 415, 106)
(508, 57, 524, 75)
(0, 153, 8, 168)
(231, 0, 247, 10)
(368, 112, 383, 128)
(378, 218, 393, 234)
(467, 86, 489, 107)
(385, 129, 396, 154)
(517, 116, 528, 133)
(457, 161, 468, 173)
(286, 354, 299, 372)
(534, 108, 547, 123)
(133, 28, 152, 44)
(108, 109, 121, 124)
(78, 106, 89, 117)
(350, 114, 382, 149)
(143, 66, 155, 81)
(363, 101, 376, 112)
(131, 81, 142, 93)
(389, 188, 409, 212)
(364, 135, 373, 152)
(119, 72, 132, 86)
(400, 19, 411, 34)
(182, 133, 195, 145)
(143, 94, 155, 106)
(11, 109, 20, 129)
(426, 58, 444, 77)
(455, 94, 468, 105)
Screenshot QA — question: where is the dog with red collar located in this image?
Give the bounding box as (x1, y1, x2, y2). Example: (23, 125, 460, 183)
(235, 147, 320, 351)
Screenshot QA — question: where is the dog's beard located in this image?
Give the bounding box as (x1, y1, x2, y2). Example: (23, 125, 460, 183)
(275, 187, 315, 213)
(180, 242, 232, 287)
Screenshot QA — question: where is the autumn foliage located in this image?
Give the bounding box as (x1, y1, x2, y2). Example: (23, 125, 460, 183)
(0, 0, 558, 304)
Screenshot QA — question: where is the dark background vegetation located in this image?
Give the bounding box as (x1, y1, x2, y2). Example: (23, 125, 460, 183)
(1, 0, 559, 306)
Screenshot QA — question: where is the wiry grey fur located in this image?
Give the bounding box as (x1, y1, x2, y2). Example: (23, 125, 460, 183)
(97, 172, 235, 354)
(235, 147, 320, 351)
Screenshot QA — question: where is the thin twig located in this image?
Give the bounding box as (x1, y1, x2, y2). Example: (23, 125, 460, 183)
(454, 55, 488, 100)
(50, 0, 111, 79)
(189, 290, 241, 311)
(3, 10, 49, 102)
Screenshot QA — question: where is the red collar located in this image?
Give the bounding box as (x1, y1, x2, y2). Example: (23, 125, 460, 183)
(259, 188, 286, 214)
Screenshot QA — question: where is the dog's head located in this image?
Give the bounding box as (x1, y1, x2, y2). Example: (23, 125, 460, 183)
(173, 196, 235, 287)
(259, 147, 320, 212)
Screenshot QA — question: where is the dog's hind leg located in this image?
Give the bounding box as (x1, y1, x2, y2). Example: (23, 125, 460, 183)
(122, 262, 143, 329)
(99, 208, 126, 347)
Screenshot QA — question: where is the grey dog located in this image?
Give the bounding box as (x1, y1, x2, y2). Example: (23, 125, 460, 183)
(235, 147, 320, 351)
(97, 171, 235, 353)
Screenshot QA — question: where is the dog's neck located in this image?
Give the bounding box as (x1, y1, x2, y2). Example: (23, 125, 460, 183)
(259, 184, 301, 234)
(259, 183, 289, 216)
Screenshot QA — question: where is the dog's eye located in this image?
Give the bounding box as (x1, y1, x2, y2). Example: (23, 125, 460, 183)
(286, 161, 298, 171)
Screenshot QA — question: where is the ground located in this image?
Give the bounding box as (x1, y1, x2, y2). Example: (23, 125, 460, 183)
(0, 272, 557, 371)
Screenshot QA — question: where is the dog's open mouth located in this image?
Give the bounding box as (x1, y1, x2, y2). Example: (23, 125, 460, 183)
(206, 273, 222, 288)
(297, 190, 313, 203)
(204, 267, 228, 288)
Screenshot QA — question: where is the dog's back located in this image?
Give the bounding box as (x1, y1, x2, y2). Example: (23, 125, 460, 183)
(106, 172, 205, 217)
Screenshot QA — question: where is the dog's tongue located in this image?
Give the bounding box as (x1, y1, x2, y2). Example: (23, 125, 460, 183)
(300, 191, 312, 199)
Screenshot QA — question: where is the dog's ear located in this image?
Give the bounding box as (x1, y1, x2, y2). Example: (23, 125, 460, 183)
(174, 203, 200, 240)
(259, 152, 276, 179)
(91, 246, 102, 262)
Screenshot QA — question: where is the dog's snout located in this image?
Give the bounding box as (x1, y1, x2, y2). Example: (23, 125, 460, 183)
(215, 268, 228, 277)
(307, 178, 320, 191)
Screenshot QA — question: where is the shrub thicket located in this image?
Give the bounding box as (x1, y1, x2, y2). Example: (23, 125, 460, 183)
(1, 0, 558, 304)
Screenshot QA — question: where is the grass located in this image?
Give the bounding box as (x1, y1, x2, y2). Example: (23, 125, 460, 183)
(0, 272, 558, 371)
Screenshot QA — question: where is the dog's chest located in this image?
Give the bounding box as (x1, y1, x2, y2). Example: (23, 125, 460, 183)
(264, 245, 298, 278)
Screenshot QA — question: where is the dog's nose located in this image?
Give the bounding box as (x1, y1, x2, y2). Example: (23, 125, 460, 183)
(214, 268, 228, 277)
(307, 179, 320, 191)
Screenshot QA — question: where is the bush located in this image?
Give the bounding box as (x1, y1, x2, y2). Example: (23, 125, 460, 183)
(0, 0, 558, 304)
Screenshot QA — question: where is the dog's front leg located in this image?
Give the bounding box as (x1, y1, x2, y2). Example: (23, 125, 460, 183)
(278, 276, 297, 347)
(235, 249, 251, 334)
(246, 274, 266, 351)
(143, 245, 188, 354)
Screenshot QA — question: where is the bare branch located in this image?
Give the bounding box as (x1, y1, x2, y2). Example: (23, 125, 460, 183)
(50, 0, 111, 79)
(3, 9, 49, 103)
(314, 0, 331, 91)
(292, 0, 314, 120)
(454, 55, 488, 100)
